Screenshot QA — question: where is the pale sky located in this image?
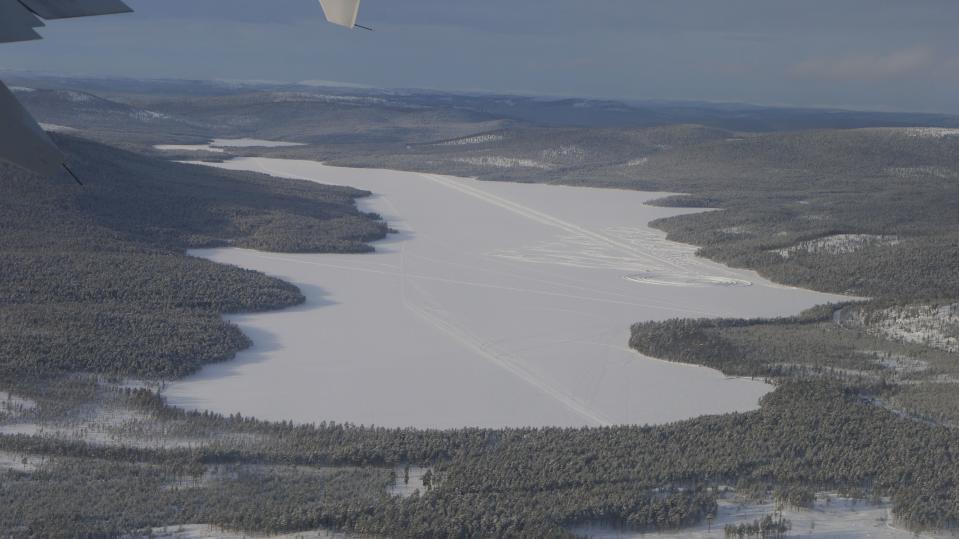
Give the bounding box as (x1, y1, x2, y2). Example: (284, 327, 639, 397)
(2, 0, 959, 112)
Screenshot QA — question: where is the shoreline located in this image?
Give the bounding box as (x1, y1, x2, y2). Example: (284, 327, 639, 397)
(162, 157, 844, 429)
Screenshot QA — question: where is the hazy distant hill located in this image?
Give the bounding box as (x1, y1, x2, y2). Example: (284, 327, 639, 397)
(11, 74, 959, 143)
(140, 91, 514, 145)
(10, 86, 211, 146)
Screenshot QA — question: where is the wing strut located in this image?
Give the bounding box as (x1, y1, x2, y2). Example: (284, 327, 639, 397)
(62, 163, 83, 186)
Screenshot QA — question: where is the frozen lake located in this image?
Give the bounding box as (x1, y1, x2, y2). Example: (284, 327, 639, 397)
(165, 159, 845, 428)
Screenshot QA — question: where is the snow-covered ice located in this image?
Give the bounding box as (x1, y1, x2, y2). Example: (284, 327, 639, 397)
(164, 159, 846, 428)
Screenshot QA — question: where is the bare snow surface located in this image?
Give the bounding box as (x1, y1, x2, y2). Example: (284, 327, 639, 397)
(165, 159, 845, 429)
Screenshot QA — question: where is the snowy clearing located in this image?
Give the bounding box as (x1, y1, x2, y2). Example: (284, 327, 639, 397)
(860, 350, 929, 374)
(774, 234, 900, 258)
(0, 391, 36, 418)
(0, 451, 38, 473)
(63, 90, 93, 103)
(847, 303, 959, 354)
(541, 145, 586, 161)
(209, 138, 307, 148)
(154, 144, 226, 153)
(452, 156, 553, 169)
(154, 139, 305, 153)
(125, 525, 365, 539)
(434, 134, 504, 146)
(388, 465, 430, 498)
(165, 159, 845, 428)
(574, 493, 947, 539)
(903, 127, 959, 138)
(131, 110, 170, 121)
(886, 166, 957, 179)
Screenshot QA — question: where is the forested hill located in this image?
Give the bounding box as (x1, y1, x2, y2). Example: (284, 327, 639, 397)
(0, 136, 387, 379)
(53, 136, 387, 254)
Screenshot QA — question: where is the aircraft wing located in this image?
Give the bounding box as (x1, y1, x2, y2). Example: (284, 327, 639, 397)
(0, 81, 65, 178)
(18, 0, 132, 20)
(0, 1, 45, 44)
(1, 0, 363, 178)
(319, 0, 362, 29)
(1, 0, 132, 44)
(0, 0, 133, 177)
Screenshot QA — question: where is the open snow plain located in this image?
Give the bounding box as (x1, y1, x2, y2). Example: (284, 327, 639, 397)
(165, 159, 846, 428)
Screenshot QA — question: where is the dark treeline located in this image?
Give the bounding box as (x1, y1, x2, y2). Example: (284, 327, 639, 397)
(628, 303, 922, 379)
(0, 381, 957, 536)
(626, 129, 959, 300)
(629, 301, 959, 406)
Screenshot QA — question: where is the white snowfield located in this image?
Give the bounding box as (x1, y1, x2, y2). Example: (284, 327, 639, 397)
(165, 159, 845, 429)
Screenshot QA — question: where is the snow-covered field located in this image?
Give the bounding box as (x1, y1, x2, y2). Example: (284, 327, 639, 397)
(165, 159, 844, 428)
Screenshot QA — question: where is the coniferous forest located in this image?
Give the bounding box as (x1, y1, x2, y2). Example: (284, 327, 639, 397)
(2, 86, 959, 537)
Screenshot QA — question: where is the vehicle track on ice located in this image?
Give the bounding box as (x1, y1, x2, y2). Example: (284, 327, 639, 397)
(381, 193, 612, 427)
(418, 173, 689, 274)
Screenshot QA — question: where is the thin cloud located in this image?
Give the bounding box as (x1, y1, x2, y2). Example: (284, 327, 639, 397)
(791, 47, 935, 81)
